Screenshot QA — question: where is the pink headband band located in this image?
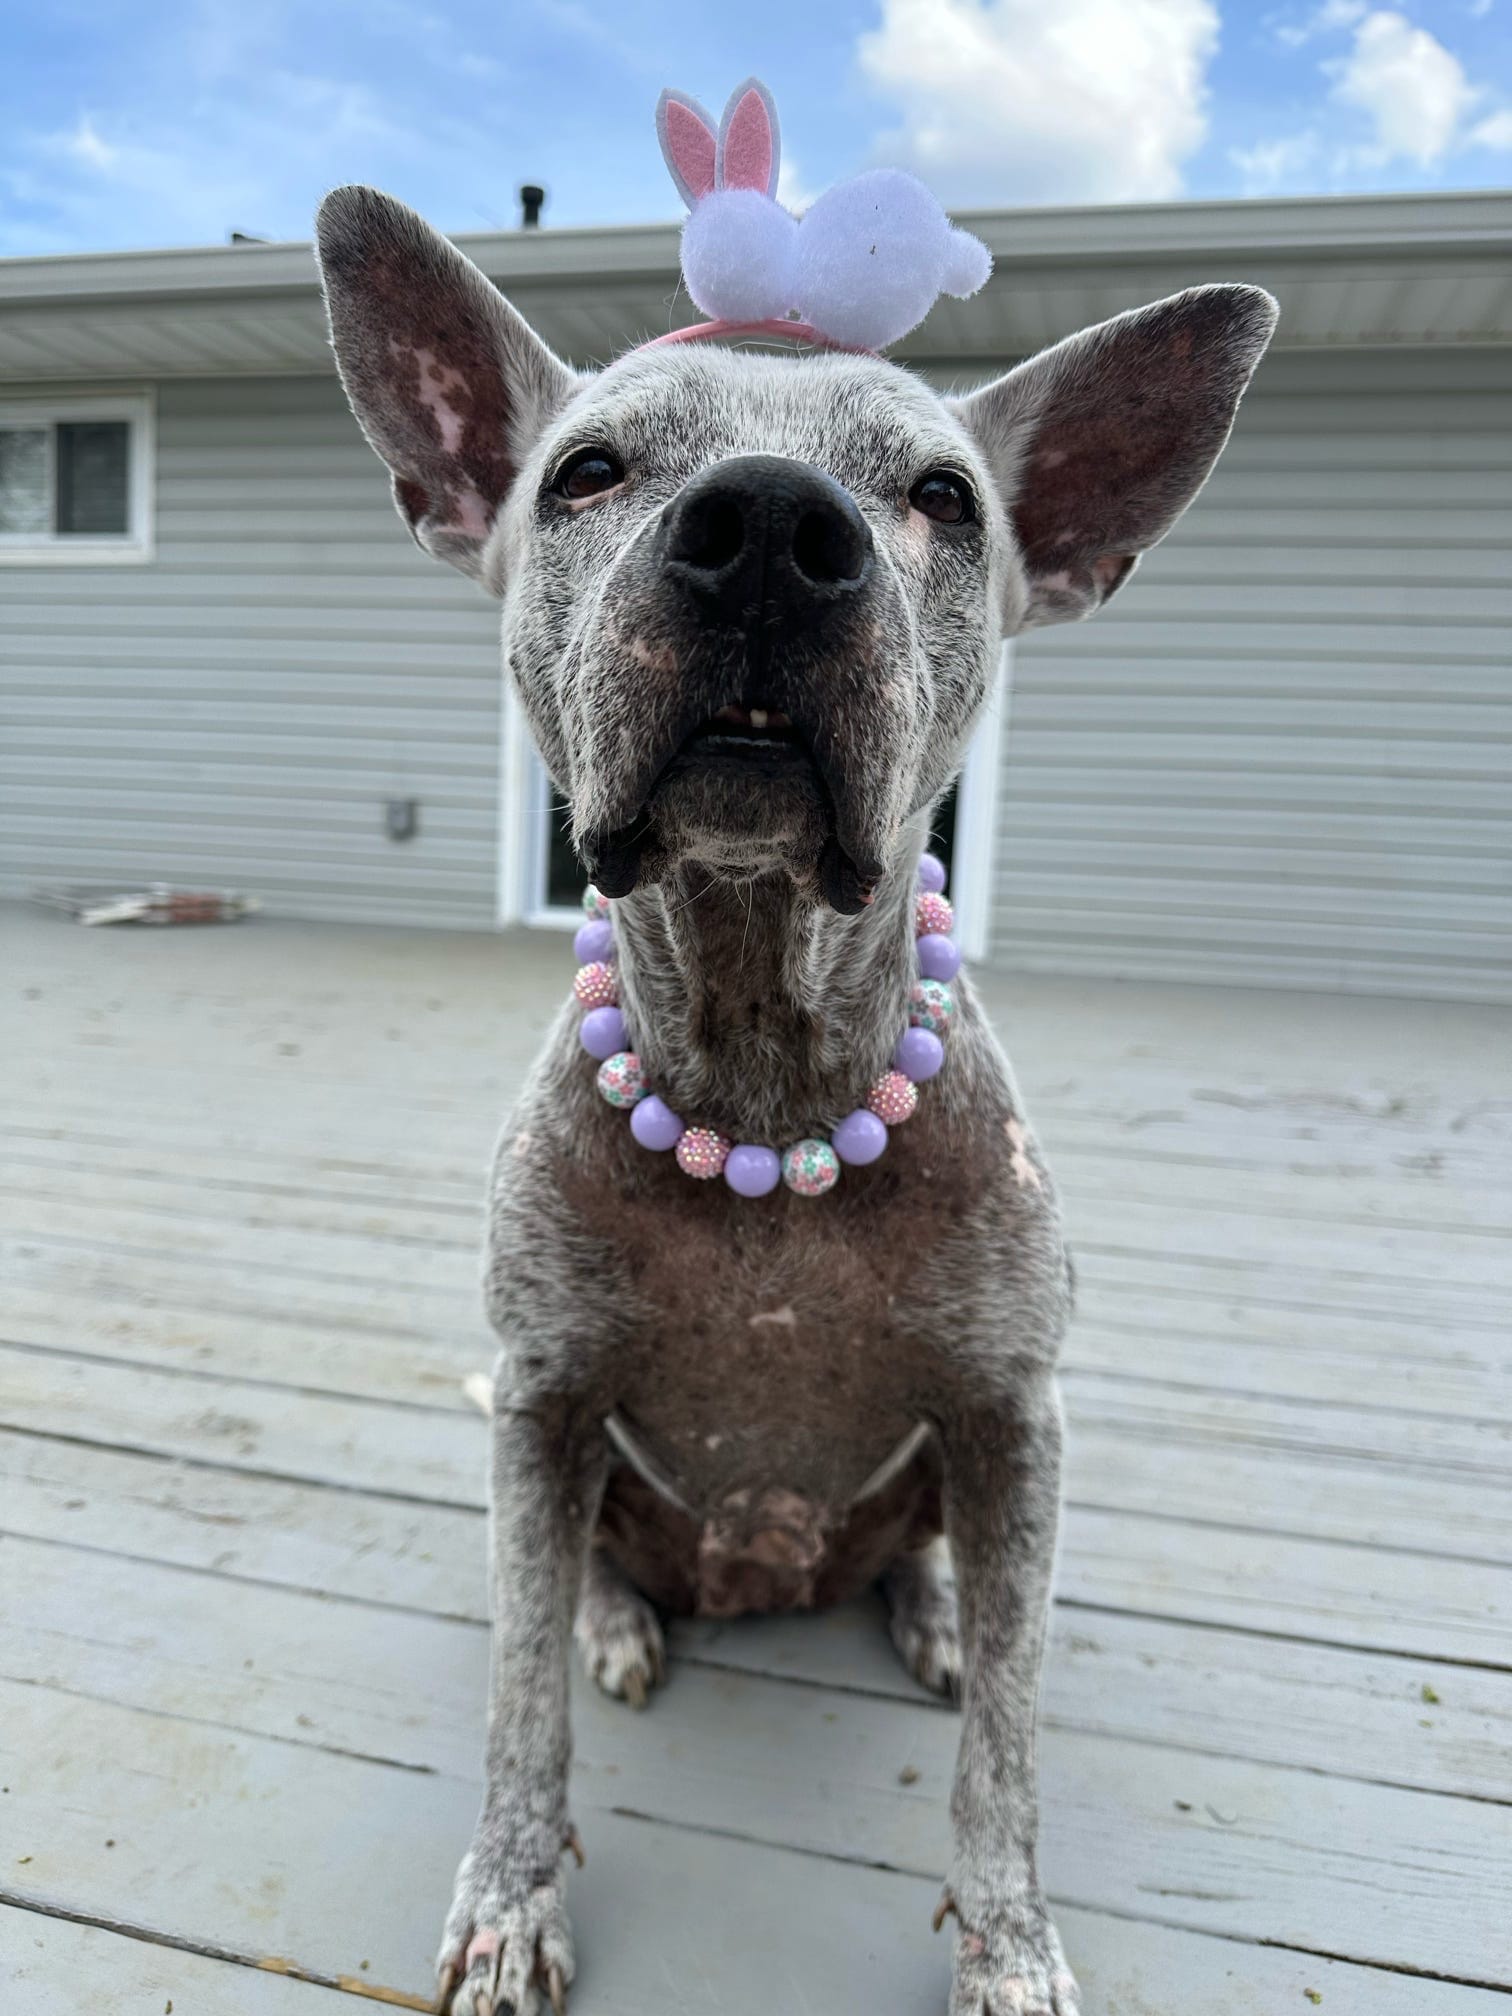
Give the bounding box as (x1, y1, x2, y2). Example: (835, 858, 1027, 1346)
(639, 318, 867, 355)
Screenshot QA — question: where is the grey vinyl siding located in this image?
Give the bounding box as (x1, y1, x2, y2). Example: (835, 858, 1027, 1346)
(991, 347, 1512, 1002)
(0, 375, 503, 927)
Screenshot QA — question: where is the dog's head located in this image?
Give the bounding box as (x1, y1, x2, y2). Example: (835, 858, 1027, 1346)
(316, 188, 1275, 912)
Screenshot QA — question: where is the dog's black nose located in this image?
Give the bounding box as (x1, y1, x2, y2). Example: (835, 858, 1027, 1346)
(661, 454, 873, 637)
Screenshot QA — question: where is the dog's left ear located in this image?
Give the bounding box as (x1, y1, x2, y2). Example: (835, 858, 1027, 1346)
(953, 284, 1277, 629)
(315, 185, 581, 583)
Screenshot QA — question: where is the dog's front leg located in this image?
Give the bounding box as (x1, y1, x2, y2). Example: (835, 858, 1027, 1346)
(940, 1372, 1080, 2016)
(437, 1390, 606, 2016)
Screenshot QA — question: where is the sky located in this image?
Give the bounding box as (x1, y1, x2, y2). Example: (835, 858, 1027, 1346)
(0, 0, 1508, 255)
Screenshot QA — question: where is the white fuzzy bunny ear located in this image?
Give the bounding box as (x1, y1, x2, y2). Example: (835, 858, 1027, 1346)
(656, 88, 719, 209)
(716, 77, 780, 199)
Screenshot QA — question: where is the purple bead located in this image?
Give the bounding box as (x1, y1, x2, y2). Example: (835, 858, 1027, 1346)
(893, 1025, 945, 1082)
(579, 1005, 628, 1061)
(574, 918, 614, 964)
(724, 1143, 782, 1197)
(917, 851, 947, 894)
(917, 932, 961, 982)
(831, 1108, 888, 1167)
(631, 1094, 684, 1151)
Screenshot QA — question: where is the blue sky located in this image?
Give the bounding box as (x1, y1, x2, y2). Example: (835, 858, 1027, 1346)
(1, 0, 1507, 254)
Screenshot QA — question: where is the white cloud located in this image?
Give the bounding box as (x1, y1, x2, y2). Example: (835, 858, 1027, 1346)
(1329, 9, 1476, 164)
(1229, 131, 1322, 191)
(776, 156, 820, 214)
(856, 0, 1219, 204)
(1274, 0, 1366, 50)
(1245, 4, 1512, 188)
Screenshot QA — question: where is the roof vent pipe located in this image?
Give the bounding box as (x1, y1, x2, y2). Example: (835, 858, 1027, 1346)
(519, 185, 545, 229)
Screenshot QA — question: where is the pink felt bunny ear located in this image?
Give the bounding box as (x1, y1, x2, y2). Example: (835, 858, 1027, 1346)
(656, 88, 718, 208)
(716, 77, 780, 199)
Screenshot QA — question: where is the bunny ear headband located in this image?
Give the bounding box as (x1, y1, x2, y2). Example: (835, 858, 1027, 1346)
(648, 77, 992, 355)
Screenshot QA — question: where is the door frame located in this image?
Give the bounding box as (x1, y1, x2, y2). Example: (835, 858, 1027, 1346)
(496, 642, 1012, 954)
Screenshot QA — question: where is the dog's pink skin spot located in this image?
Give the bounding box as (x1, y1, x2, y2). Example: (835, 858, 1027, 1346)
(403, 344, 470, 454)
(749, 1304, 798, 1328)
(1037, 447, 1068, 468)
(901, 507, 936, 556)
(962, 1932, 987, 1959)
(464, 1929, 500, 1967)
(1006, 1116, 1043, 1190)
(629, 637, 678, 675)
(1041, 568, 1074, 593)
(513, 1130, 534, 1158)
(448, 484, 493, 538)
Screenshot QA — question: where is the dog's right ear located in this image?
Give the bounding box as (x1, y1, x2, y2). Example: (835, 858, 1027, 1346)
(314, 186, 580, 582)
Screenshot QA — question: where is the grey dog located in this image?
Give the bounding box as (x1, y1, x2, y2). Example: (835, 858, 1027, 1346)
(314, 185, 1275, 2016)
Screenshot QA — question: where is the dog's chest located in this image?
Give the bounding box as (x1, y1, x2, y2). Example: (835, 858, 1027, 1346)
(557, 1110, 1011, 1515)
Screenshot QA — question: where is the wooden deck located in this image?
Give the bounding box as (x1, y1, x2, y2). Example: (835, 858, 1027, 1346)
(2, 902, 1509, 2013)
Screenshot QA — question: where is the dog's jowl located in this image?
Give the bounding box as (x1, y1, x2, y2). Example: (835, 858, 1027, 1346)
(315, 178, 1274, 2016)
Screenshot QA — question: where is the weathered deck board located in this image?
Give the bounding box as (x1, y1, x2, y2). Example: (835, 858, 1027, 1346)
(8, 1429, 1510, 1668)
(5, 1680, 1511, 2003)
(3, 905, 1510, 2009)
(7, 1341, 1510, 1570)
(6, 1524, 1509, 1806)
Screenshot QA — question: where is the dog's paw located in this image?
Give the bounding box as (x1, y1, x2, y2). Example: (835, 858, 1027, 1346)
(436, 1854, 576, 2015)
(884, 1541, 961, 1699)
(574, 1562, 666, 1709)
(891, 1599, 961, 1698)
(940, 1894, 1080, 2016)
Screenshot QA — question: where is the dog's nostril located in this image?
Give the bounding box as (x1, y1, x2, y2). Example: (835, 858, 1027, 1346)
(670, 493, 744, 574)
(792, 504, 869, 587)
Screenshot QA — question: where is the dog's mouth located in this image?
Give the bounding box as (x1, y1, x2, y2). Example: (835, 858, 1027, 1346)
(585, 697, 880, 914)
(679, 701, 806, 765)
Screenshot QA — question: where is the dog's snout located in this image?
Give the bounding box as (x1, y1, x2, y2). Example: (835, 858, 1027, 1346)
(662, 454, 873, 632)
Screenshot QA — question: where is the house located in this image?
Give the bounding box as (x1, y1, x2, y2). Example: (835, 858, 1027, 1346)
(2, 191, 1508, 999)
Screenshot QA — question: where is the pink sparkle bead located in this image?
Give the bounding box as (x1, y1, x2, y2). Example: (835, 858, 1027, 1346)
(915, 890, 955, 939)
(573, 960, 619, 1011)
(675, 1127, 731, 1180)
(596, 1051, 647, 1109)
(867, 1070, 918, 1125)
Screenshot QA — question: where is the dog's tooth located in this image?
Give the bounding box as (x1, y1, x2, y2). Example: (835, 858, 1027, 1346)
(748, 707, 769, 729)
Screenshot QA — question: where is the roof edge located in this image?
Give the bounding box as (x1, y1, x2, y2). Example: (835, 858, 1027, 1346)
(2, 187, 1508, 307)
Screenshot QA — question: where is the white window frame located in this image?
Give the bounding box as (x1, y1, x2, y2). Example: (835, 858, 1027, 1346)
(496, 642, 1012, 952)
(0, 390, 155, 565)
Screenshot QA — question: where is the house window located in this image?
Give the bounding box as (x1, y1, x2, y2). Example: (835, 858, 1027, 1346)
(0, 395, 153, 562)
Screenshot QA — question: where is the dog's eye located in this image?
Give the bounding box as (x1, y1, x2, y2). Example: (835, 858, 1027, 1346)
(909, 472, 975, 525)
(555, 449, 624, 501)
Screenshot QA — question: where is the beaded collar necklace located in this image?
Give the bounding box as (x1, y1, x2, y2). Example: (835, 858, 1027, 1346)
(568, 852, 960, 1199)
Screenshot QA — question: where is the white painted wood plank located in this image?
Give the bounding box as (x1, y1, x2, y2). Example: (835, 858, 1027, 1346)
(9, 1115, 1510, 1238)
(7, 1163, 1508, 1293)
(5, 1675, 1511, 1996)
(6, 1342, 1509, 1566)
(0, 1908, 343, 2016)
(7, 1429, 1507, 1668)
(5, 1528, 1507, 1805)
(3, 1898, 1502, 2016)
(8, 1246, 1509, 1427)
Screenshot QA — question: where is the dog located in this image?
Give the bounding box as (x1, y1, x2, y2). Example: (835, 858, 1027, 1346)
(314, 184, 1276, 2016)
